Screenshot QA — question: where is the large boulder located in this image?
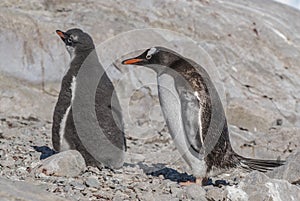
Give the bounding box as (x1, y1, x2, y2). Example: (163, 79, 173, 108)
(240, 171, 300, 201)
(268, 152, 300, 184)
(35, 150, 86, 177)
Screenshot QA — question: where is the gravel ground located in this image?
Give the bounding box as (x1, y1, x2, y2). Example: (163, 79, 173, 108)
(0, 114, 260, 201)
(0, 115, 200, 201)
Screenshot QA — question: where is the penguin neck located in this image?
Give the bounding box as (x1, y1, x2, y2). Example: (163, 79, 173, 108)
(157, 58, 186, 77)
(68, 48, 95, 77)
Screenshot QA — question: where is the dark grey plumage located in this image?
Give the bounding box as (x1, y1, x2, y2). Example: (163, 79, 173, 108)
(53, 28, 126, 169)
(122, 46, 284, 180)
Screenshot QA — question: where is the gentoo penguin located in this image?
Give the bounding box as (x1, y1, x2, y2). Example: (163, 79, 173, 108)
(52, 28, 126, 169)
(122, 46, 284, 184)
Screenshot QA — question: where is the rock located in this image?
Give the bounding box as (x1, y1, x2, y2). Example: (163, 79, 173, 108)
(185, 184, 207, 201)
(267, 152, 300, 184)
(169, 183, 184, 198)
(139, 191, 173, 201)
(0, 74, 57, 121)
(112, 190, 130, 201)
(36, 150, 86, 177)
(0, 149, 5, 159)
(0, 156, 15, 167)
(0, 177, 67, 201)
(205, 186, 227, 201)
(125, 152, 146, 164)
(85, 176, 100, 188)
(225, 186, 248, 201)
(229, 126, 300, 160)
(240, 171, 300, 201)
(227, 100, 282, 133)
(70, 181, 86, 191)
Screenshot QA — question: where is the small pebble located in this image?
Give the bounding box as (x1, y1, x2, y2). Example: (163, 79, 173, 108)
(85, 176, 100, 188)
(70, 181, 86, 191)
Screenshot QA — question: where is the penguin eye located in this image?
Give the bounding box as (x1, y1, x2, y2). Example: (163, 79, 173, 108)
(146, 54, 152, 60)
(67, 38, 73, 43)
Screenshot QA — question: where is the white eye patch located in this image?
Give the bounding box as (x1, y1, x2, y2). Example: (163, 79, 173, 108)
(146, 47, 157, 59)
(72, 35, 78, 41)
(69, 35, 78, 42)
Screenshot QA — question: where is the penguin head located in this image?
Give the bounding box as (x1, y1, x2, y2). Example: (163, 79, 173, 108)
(122, 46, 181, 71)
(56, 28, 95, 58)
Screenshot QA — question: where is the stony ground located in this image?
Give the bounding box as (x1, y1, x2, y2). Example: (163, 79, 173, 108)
(0, 112, 223, 201)
(0, 113, 214, 201)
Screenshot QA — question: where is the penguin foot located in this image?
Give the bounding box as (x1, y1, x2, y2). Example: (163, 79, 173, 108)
(180, 178, 203, 186)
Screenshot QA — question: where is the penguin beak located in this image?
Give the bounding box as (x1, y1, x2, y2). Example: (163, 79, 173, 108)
(56, 30, 66, 41)
(121, 58, 144, 65)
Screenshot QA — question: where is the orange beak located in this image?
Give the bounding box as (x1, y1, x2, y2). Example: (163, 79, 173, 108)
(122, 58, 144, 65)
(56, 30, 65, 39)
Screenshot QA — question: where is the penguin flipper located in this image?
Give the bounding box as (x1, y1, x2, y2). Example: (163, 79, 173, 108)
(179, 89, 202, 152)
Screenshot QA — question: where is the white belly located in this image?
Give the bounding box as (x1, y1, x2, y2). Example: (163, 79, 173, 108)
(59, 76, 76, 151)
(59, 106, 71, 151)
(157, 73, 207, 177)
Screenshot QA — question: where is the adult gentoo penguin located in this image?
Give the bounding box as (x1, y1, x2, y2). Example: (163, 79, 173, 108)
(122, 46, 284, 184)
(52, 28, 126, 169)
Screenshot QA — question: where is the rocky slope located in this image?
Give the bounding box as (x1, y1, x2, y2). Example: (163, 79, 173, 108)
(0, 0, 300, 200)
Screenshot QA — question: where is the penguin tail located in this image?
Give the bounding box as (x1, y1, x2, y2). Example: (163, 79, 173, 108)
(236, 155, 285, 172)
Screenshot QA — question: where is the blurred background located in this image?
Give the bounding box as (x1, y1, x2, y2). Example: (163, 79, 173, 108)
(275, 0, 300, 9)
